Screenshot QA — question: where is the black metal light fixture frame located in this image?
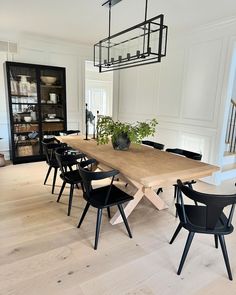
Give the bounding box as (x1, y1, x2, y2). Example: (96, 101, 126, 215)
(94, 0, 168, 72)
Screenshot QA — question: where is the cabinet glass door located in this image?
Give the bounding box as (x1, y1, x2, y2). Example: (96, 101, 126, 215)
(39, 67, 66, 138)
(8, 65, 40, 158)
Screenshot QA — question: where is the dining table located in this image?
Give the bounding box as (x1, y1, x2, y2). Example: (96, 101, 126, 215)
(56, 135, 219, 225)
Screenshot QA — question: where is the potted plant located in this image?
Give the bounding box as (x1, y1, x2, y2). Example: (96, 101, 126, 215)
(97, 116, 158, 150)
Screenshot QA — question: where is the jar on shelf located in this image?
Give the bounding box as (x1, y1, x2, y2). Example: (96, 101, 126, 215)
(18, 75, 31, 95)
(10, 78, 19, 95)
(29, 82, 37, 96)
(30, 110, 37, 121)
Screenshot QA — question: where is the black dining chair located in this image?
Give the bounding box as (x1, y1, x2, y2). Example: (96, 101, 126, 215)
(170, 179, 236, 280)
(55, 147, 87, 216)
(42, 140, 67, 194)
(142, 140, 165, 151)
(60, 130, 80, 135)
(78, 161, 134, 250)
(166, 148, 202, 161)
(166, 148, 202, 208)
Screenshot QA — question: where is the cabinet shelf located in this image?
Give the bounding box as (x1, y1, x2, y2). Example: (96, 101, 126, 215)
(5, 61, 67, 164)
(13, 121, 39, 125)
(40, 85, 63, 89)
(41, 103, 62, 106)
(11, 94, 37, 97)
(12, 102, 38, 105)
(13, 131, 39, 135)
(42, 120, 64, 123)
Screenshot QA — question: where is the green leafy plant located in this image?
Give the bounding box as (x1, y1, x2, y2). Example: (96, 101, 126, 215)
(97, 116, 158, 145)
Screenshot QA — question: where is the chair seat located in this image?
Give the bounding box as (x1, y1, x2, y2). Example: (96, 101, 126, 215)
(60, 170, 82, 184)
(176, 204, 234, 235)
(85, 185, 133, 208)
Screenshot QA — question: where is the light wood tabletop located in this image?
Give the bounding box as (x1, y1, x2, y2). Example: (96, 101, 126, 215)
(57, 135, 219, 224)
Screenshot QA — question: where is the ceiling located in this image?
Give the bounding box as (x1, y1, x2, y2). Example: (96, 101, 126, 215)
(1, 0, 236, 45)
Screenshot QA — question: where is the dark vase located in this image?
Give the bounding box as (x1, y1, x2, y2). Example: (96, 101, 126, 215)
(112, 133, 131, 150)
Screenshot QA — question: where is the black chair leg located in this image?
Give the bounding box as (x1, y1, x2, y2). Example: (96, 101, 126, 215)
(219, 235, 233, 280)
(214, 234, 218, 249)
(44, 166, 52, 185)
(67, 184, 74, 216)
(52, 167, 58, 194)
(118, 204, 132, 238)
(156, 187, 163, 195)
(173, 185, 177, 199)
(77, 202, 90, 228)
(76, 183, 80, 190)
(177, 231, 195, 275)
(94, 209, 103, 250)
(107, 207, 111, 219)
(57, 181, 66, 202)
(170, 223, 183, 244)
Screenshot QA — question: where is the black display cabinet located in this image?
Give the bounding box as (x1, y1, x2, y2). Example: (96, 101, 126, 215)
(4, 61, 67, 164)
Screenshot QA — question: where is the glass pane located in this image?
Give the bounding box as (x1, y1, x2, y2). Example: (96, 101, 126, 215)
(15, 138, 40, 158)
(9, 65, 37, 98)
(12, 104, 39, 123)
(14, 130, 40, 158)
(42, 122, 64, 137)
(40, 67, 65, 138)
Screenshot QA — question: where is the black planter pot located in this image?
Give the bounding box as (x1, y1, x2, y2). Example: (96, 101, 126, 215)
(112, 133, 131, 151)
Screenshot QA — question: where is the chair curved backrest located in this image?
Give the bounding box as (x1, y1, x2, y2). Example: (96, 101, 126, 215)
(79, 165, 119, 205)
(166, 148, 202, 161)
(42, 141, 66, 164)
(142, 140, 165, 150)
(142, 140, 154, 147)
(42, 137, 60, 144)
(63, 130, 80, 135)
(177, 179, 236, 230)
(55, 147, 86, 177)
(153, 142, 164, 150)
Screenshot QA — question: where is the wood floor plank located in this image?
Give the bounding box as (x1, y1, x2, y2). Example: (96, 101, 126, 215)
(0, 162, 236, 294)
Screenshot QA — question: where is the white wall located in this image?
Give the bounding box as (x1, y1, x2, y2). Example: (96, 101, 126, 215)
(0, 34, 93, 159)
(117, 18, 236, 183)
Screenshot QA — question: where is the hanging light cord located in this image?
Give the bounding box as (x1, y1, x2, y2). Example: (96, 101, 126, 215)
(107, 1, 112, 63)
(143, 0, 149, 54)
(144, 0, 148, 22)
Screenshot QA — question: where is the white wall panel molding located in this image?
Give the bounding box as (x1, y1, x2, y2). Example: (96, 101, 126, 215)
(191, 16, 236, 37)
(112, 71, 120, 121)
(14, 47, 49, 64)
(154, 124, 215, 163)
(118, 68, 138, 115)
(135, 64, 160, 115)
(181, 38, 223, 125)
(16, 34, 91, 56)
(118, 112, 158, 122)
(157, 46, 186, 119)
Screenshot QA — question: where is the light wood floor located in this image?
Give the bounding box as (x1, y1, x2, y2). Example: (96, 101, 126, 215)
(1, 161, 236, 295)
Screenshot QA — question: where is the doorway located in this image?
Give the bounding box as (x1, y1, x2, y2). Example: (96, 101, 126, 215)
(85, 60, 113, 118)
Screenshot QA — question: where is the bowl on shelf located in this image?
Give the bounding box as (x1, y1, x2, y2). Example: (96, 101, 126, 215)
(40, 76, 57, 85)
(24, 116, 32, 122)
(47, 113, 56, 119)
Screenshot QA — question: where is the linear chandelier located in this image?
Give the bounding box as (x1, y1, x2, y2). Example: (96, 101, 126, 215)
(94, 0, 168, 73)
